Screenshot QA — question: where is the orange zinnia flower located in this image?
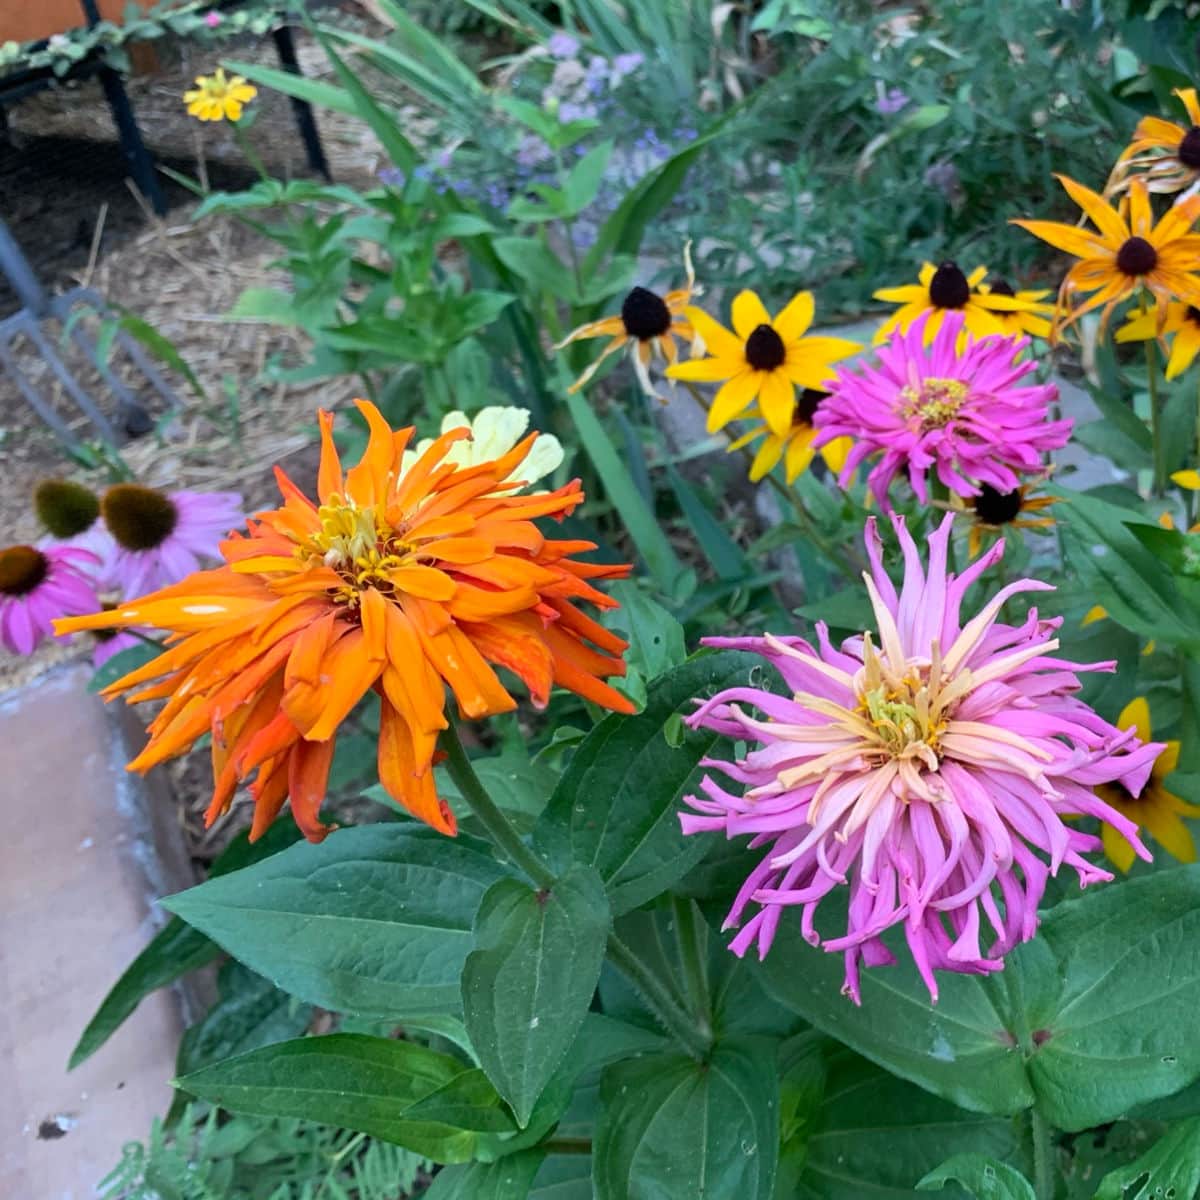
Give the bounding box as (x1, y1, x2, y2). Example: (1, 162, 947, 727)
(56, 401, 634, 842)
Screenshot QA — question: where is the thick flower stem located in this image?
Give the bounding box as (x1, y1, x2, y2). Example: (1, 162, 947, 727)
(231, 120, 270, 183)
(605, 931, 711, 1061)
(1146, 340, 1165, 496)
(440, 720, 555, 889)
(671, 894, 712, 1039)
(1031, 1108, 1055, 1200)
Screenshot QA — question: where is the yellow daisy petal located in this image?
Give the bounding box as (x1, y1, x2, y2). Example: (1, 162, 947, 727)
(1102, 819, 1138, 873)
(708, 370, 761, 432)
(731, 290, 773, 340)
(774, 292, 815, 342)
(1117, 695, 1152, 743)
(818, 435, 853, 475)
(683, 307, 744, 360)
(757, 371, 795, 438)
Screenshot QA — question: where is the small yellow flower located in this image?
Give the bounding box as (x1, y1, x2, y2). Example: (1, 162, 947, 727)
(1110, 87, 1200, 197)
(1011, 174, 1200, 339)
(976, 279, 1055, 340)
(555, 246, 697, 397)
(872, 260, 1041, 344)
(666, 290, 859, 438)
(1116, 302, 1200, 380)
(726, 387, 853, 484)
(184, 68, 257, 123)
(1096, 697, 1199, 872)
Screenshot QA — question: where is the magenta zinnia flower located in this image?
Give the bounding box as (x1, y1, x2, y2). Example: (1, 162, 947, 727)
(681, 514, 1161, 1003)
(0, 544, 99, 655)
(98, 485, 244, 597)
(813, 312, 1070, 510)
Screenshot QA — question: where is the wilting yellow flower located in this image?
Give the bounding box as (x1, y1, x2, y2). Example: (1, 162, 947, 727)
(1096, 697, 1197, 872)
(726, 387, 852, 484)
(1011, 174, 1200, 338)
(951, 482, 1059, 558)
(1111, 87, 1200, 196)
(1116, 302, 1200, 379)
(666, 290, 859, 438)
(556, 246, 697, 396)
(184, 68, 257, 122)
(872, 261, 1042, 344)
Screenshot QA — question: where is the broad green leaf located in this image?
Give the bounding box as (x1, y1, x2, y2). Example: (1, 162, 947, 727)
(177, 1033, 513, 1163)
(797, 1049, 1020, 1200)
(451, 290, 515, 337)
(534, 652, 756, 915)
(492, 236, 578, 303)
(594, 1037, 779, 1200)
(87, 640, 162, 692)
(463, 866, 610, 1127)
(607, 582, 687, 683)
(69, 822, 303, 1069)
(531, 1157, 592, 1200)
(563, 141, 614, 214)
(918, 1154, 1035, 1199)
(1027, 866, 1200, 1130)
(1094, 1116, 1200, 1199)
(162, 825, 512, 1016)
(222, 59, 363, 120)
(176, 961, 313, 1078)
(562, 388, 686, 594)
(427, 1148, 547, 1199)
(229, 286, 301, 326)
(666, 464, 748, 582)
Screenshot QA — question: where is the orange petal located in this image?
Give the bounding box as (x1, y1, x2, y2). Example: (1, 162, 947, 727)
(345, 398, 397, 507)
(377, 698, 456, 835)
(317, 409, 344, 503)
(287, 737, 336, 842)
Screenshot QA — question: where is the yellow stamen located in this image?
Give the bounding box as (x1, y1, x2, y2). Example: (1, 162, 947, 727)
(901, 377, 969, 428)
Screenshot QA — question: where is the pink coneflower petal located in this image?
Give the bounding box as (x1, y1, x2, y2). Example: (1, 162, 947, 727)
(814, 312, 1071, 511)
(680, 514, 1161, 1004)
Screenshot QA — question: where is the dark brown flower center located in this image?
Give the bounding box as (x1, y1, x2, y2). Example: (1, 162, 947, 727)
(929, 261, 970, 309)
(793, 388, 826, 428)
(1116, 236, 1157, 277)
(988, 279, 1015, 297)
(1187, 306, 1200, 328)
(745, 323, 786, 371)
(93, 600, 119, 642)
(0, 545, 49, 595)
(102, 484, 178, 552)
(1180, 126, 1200, 168)
(34, 478, 101, 538)
(620, 287, 672, 340)
(973, 484, 1023, 526)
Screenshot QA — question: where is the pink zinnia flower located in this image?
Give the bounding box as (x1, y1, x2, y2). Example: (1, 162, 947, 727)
(204, 10, 222, 27)
(813, 312, 1071, 510)
(681, 514, 1161, 1003)
(0, 544, 99, 655)
(99, 485, 244, 597)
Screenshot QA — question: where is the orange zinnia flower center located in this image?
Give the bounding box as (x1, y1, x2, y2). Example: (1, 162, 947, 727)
(298, 496, 416, 605)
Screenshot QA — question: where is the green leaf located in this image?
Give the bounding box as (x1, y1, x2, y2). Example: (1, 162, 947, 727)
(918, 1154, 1035, 1199)
(1094, 1116, 1200, 1199)
(594, 1037, 779, 1200)
(426, 1148, 547, 1199)
(798, 1049, 1020, 1199)
(87, 640, 162, 692)
(562, 387, 685, 594)
(563, 141, 614, 215)
(229, 286, 301, 326)
(222, 59, 364, 120)
(492, 236, 578, 303)
(101, 311, 207, 401)
(451, 290, 515, 337)
(177, 1033, 512, 1163)
(162, 825, 512, 1016)
(534, 651, 756, 915)
(463, 866, 611, 1127)
(69, 822, 303, 1070)
(666, 464, 748, 582)
(607, 581, 687, 683)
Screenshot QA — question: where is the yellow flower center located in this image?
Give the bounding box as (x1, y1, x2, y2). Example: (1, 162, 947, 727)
(298, 497, 415, 605)
(197, 71, 235, 101)
(901, 377, 969, 429)
(854, 636, 950, 771)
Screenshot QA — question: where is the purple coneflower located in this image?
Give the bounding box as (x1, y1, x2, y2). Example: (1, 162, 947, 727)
(814, 312, 1070, 510)
(99, 485, 244, 598)
(681, 514, 1162, 1003)
(0, 544, 99, 655)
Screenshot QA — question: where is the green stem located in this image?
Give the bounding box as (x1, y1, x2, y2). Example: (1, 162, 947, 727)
(439, 720, 555, 889)
(671, 895, 711, 1038)
(605, 932, 710, 1060)
(1030, 1108, 1055, 1200)
(543, 1136, 592, 1156)
(231, 120, 270, 182)
(1146, 339, 1165, 496)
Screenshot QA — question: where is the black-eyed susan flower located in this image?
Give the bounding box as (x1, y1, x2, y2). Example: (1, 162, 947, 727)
(1116, 301, 1200, 379)
(726, 387, 852, 483)
(1096, 696, 1198, 872)
(977, 279, 1055, 339)
(872, 261, 1041, 344)
(1111, 87, 1200, 196)
(666, 290, 859, 437)
(951, 481, 1059, 558)
(1012, 175, 1200, 337)
(556, 246, 696, 396)
(184, 68, 257, 123)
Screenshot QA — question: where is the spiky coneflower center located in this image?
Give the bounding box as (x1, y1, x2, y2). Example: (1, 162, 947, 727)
(102, 485, 179, 551)
(34, 478, 100, 538)
(900, 376, 969, 428)
(974, 484, 1024, 526)
(0, 546, 49, 596)
(1116, 236, 1157, 277)
(620, 287, 672, 340)
(745, 324, 787, 371)
(929, 261, 970, 309)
